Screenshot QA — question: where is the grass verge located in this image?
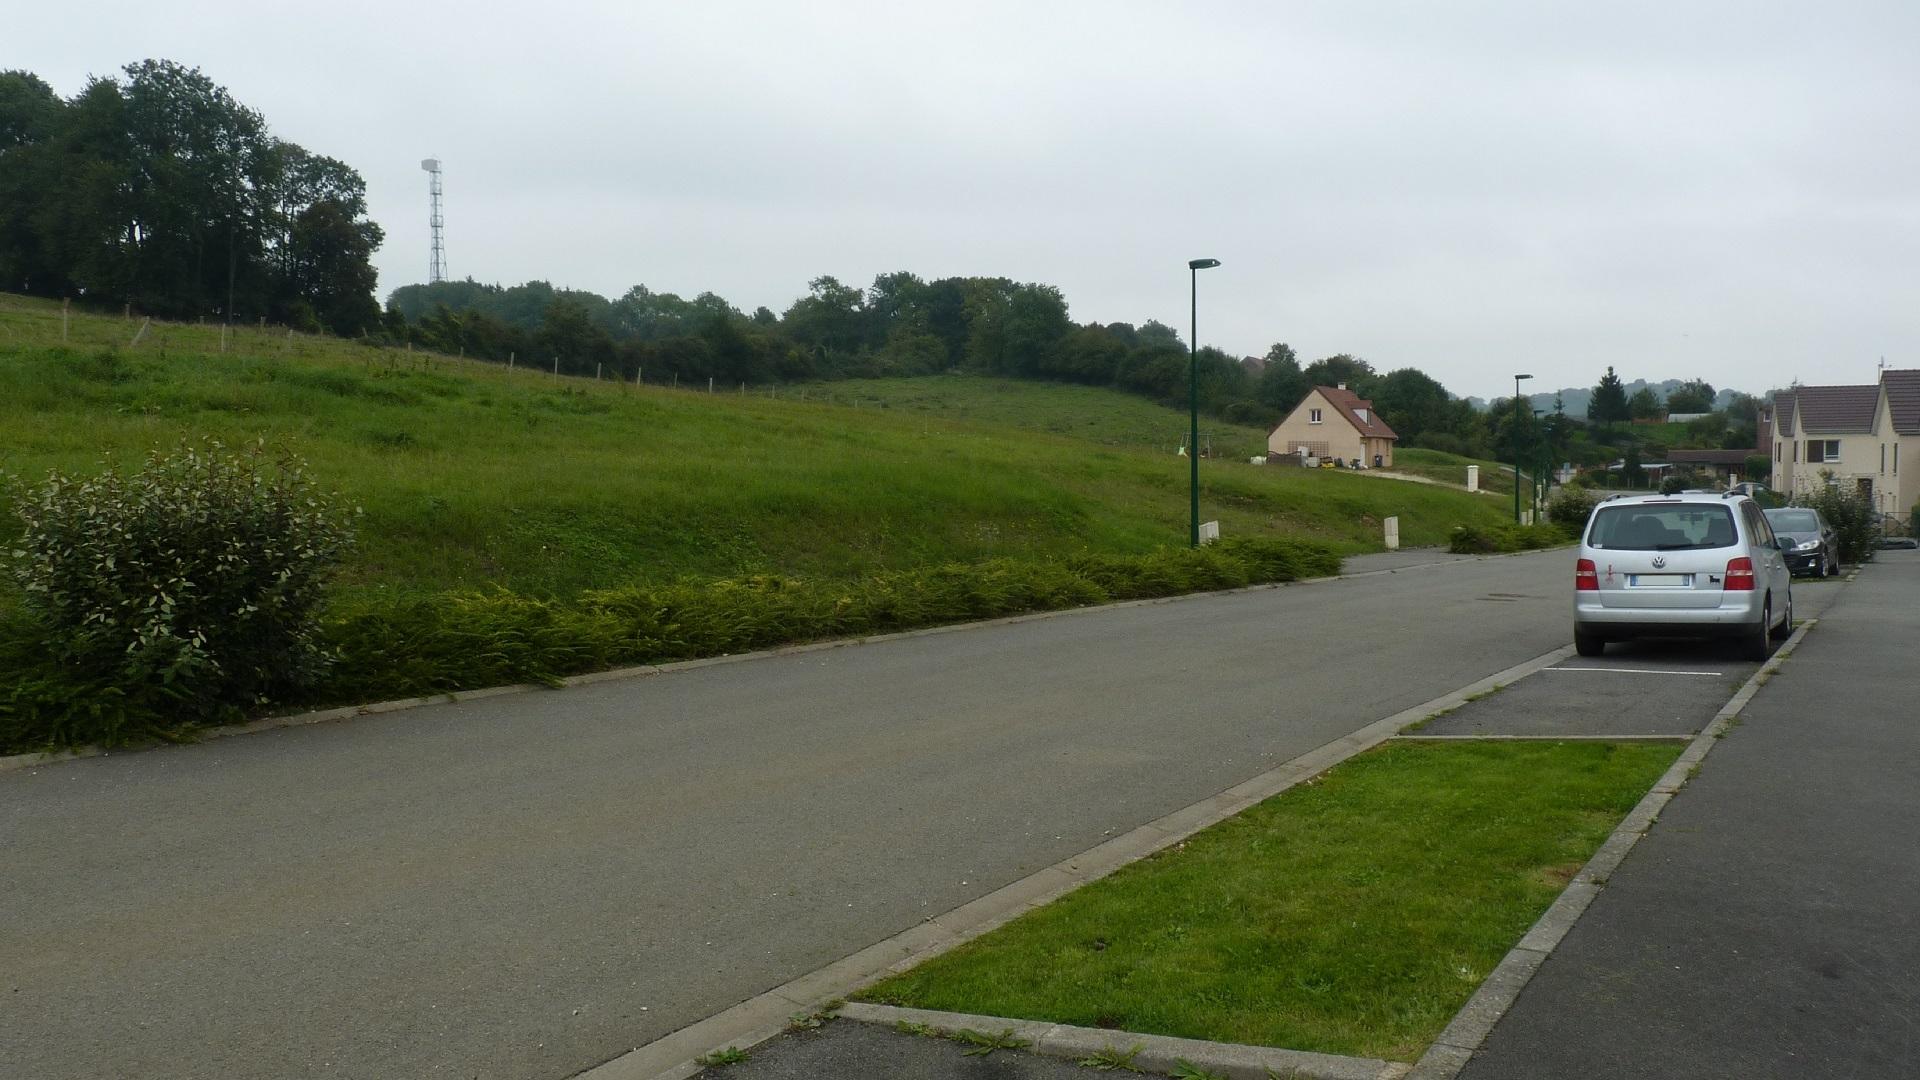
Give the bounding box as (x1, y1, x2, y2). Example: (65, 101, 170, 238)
(857, 739, 1679, 1062)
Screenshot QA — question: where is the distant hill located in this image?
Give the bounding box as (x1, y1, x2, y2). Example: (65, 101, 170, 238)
(1465, 380, 1749, 415)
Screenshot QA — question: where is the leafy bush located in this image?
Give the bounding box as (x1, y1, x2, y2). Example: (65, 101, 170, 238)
(315, 538, 1341, 707)
(1801, 477, 1877, 564)
(3, 442, 355, 749)
(1448, 522, 1570, 555)
(1546, 488, 1597, 534)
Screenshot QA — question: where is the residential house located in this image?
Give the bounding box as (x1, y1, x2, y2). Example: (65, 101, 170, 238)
(1668, 448, 1752, 485)
(1772, 372, 1920, 518)
(1269, 385, 1398, 467)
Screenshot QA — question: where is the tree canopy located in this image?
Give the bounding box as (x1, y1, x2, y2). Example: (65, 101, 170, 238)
(0, 61, 384, 333)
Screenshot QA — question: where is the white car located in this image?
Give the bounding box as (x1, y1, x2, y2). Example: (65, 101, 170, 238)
(1573, 492, 1793, 659)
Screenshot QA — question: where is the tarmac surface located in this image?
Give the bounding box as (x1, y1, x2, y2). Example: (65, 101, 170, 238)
(1459, 552, 1920, 1078)
(1, 548, 1568, 1080)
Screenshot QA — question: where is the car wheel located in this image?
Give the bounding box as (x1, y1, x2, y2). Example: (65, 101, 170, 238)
(1574, 628, 1605, 657)
(1743, 598, 1775, 661)
(1772, 589, 1793, 641)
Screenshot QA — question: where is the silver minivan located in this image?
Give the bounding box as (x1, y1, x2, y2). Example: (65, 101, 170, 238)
(1573, 492, 1793, 659)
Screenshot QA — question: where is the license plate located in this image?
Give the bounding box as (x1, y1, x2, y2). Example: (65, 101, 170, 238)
(1630, 574, 1691, 587)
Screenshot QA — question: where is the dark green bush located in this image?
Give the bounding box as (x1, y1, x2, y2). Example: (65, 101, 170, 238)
(1801, 479, 1877, 564)
(2, 442, 354, 749)
(1547, 488, 1597, 534)
(1448, 522, 1570, 555)
(316, 538, 1340, 708)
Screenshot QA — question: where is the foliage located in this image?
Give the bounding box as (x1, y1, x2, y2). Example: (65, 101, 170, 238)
(1744, 454, 1771, 483)
(1448, 522, 1570, 554)
(1627, 387, 1663, 420)
(1665, 379, 1716, 413)
(0, 62, 383, 332)
(1588, 367, 1629, 428)
(1801, 476, 1878, 564)
(3, 441, 354, 749)
(312, 538, 1341, 708)
(1546, 488, 1597, 533)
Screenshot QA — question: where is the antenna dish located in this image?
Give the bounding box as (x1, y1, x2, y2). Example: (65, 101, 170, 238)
(421, 158, 440, 172)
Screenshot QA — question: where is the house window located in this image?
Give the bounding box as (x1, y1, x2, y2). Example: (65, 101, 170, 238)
(1896, 444, 1900, 474)
(1309, 408, 1323, 424)
(1882, 444, 1887, 473)
(1806, 439, 1840, 463)
(1775, 443, 1781, 462)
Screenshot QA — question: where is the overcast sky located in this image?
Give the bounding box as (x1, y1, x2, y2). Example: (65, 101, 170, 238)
(15, 1, 1917, 399)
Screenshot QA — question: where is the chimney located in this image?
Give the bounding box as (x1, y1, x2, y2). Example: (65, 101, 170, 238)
(1337, 382, 1347, 391)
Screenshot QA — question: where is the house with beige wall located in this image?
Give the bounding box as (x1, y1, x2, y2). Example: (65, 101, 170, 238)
(1771, 371, 1920, 518)
(1268, 385, 1397, 467)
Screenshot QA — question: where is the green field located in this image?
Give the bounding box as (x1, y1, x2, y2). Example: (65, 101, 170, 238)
(1392, 446, 1523, 496)
(0, 294, 1513, 610)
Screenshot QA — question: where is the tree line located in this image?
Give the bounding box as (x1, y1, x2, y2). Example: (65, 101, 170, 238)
(385, 275, 1504, 450)
(0, 62, 384, 334)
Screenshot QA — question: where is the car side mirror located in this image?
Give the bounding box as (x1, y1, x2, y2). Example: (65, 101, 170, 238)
(1777, 537, 1793, 550)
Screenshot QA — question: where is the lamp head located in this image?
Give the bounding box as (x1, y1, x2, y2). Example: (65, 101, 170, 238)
(1188, 258, 1221, 270)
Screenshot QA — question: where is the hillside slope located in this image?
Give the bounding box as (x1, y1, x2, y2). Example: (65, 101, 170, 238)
(0, 294, 1510, 606)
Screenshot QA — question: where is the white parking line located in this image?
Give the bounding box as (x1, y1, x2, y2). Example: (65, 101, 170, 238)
(1548, 667, 1724, 676)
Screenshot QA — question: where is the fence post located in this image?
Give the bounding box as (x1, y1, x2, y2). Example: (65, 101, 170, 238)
(708, 377, 714, 393)
(597, 362, 603, 380)
(129, 317, 151, 346)
(553, 356, 559, 378)
(508, 351, 515, 370)
(62, 298, 69, 343)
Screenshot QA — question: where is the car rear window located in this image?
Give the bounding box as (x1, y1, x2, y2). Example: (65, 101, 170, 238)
(1766, 510, 1819, 532)
(1588, 504, 1739, 551)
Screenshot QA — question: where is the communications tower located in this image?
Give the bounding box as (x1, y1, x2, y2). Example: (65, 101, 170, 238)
(421, 158, 446, 283)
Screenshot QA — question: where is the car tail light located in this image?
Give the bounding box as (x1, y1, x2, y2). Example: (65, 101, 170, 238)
(1576, 558, 1599, 591)
(1724, 556, 1755, 591)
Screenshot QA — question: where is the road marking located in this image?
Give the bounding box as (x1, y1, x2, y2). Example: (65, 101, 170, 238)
(1547, 667, 1723, 676)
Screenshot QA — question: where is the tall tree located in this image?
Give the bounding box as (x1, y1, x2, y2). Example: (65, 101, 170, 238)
(1302, 354, 1377, 396)
(1628, 386, 1663, 420)
(1665, 378, 1716, 413)
(1588, 366, 1631, 429)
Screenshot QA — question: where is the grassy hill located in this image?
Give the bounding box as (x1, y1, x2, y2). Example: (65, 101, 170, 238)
(0, 293, 1514, 613)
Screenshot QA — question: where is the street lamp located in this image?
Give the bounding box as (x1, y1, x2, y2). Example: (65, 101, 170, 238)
(1188, 258, 1221, 547)
(1512, 373, 1533, 524)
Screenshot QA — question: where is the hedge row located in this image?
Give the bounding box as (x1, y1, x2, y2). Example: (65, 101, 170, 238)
(1447, 521, 1575, 555)
(1, 537, 1339, 753)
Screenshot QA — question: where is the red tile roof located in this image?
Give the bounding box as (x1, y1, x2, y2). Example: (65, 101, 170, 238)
(1884, 369, 1920, 435)
(1791, 384, 1878, 434)
(1315, 385, 1399, 440)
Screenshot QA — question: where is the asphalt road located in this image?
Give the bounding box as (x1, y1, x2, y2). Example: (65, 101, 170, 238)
(1, 549, 1570, 1080)
(1460, 551, 1920, 1078)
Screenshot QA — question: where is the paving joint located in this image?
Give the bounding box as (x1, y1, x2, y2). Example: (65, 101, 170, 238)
(569, 644, 1576, 1080)
(835, 1003, 1412, 1080)
(1402, 612, 1826, 1080)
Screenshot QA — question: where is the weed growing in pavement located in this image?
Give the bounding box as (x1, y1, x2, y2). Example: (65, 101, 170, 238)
(786, 1007, 836, 1031)
(694, 1047, 748, 1067)
(953, 1027, 1030, 1056)
(1171, 1060, 1229, 1080)
(894, 1020, 937, 1038)
(1077, 1043, 1145, 1071)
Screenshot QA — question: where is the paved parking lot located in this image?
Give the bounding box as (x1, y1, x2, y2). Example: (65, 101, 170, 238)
(1418, 576, 1846, 739)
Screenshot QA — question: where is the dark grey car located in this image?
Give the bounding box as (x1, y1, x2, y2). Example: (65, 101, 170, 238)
(1763, 507, 1840, 577)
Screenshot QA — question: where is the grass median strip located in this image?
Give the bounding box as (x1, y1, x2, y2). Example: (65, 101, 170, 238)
(858, 739, 1679, 1063)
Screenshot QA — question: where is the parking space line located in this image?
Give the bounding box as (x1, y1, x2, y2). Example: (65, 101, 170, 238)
(1547, 667, 1724, 676)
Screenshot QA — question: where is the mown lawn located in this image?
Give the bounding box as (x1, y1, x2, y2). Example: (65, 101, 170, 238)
(859, 739, 1679, 1062)
(0, 294, 1511, 608)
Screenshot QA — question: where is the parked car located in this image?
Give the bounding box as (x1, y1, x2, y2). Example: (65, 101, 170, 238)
(1763, 507, 1840, 577)
(1728, 481, 1770, 498)
(1573, 492, 1793, 659)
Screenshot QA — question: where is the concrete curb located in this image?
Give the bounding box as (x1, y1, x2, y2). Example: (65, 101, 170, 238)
(0, 548, 1537, 776)
(569, 644, 1576, 1080)
(834, 1003, 1412, 1080)
(1402, 615, 1825, 1079)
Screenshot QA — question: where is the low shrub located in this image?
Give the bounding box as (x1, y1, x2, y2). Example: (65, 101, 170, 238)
(315, 537, 1341, 710)
(1448, 522, 1570, 555)
(2, 441, 354, 750)
(1546, 488, 1597, 534)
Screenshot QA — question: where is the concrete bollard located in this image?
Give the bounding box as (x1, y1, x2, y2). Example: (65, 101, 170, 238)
(1384, 516, 1400, 551)
(1466, 465, 1480, 492)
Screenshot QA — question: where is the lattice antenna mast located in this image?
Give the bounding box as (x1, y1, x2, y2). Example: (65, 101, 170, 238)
(421, 157, 446, 283)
